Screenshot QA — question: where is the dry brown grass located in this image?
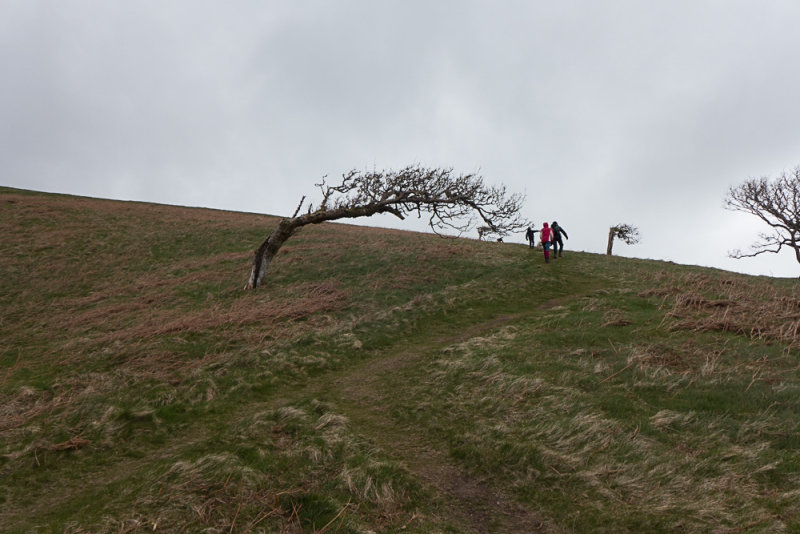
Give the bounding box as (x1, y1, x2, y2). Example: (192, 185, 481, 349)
(602, 309, 633, 327)
(93, 280, 350, 344)
(645, 272, 800, 348)
(0, 386, 54, 432)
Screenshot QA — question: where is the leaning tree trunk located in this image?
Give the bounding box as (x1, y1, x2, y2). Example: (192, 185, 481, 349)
(606, 228, 615, 255)
(245, 203, 398, 289)
(246, 218, 301, 290)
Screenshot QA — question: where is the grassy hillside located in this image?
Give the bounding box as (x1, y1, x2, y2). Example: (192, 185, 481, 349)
(2, 186, 799, 533)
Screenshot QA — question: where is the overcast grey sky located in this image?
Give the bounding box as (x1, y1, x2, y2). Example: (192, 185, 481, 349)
(3, 1, 800, 277)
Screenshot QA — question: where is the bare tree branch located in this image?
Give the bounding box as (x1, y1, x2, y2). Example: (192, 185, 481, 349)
(291, 196, 306, 218)
(725, 166, 800, 266)
(246, 166, 529, 289)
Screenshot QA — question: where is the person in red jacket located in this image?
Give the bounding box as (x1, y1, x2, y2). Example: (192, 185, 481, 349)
(540, 222, 553, 263)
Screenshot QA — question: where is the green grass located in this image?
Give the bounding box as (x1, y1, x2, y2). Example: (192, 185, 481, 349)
(1, 186, 799, 532)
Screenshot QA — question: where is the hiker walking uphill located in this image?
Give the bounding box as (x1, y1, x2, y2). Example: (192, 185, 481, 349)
(525, 226, 537, 248)
(551, 221, 568, 258)
(540, 222, 553, 263)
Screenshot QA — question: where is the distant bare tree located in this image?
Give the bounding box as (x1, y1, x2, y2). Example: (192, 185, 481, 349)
(725, 166, 800, 266)
(246, 166, 528, 289)
(606, 224, 640, 255)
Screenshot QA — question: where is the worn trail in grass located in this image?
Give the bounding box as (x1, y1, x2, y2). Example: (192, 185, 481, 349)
(318, 321, 550, 534)
(272, 284, 596, 533)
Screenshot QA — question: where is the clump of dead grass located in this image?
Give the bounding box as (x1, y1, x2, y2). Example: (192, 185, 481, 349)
(93, 280, 350, 345)
(602, 309, 633, 327)
(228, 401, 420, 525)
(142, 452, 295, 532)
(0, 386, 53, 433)
(649, 272, 800, 349)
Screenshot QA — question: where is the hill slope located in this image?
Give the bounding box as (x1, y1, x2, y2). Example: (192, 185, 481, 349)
(2, 187, 799, 533)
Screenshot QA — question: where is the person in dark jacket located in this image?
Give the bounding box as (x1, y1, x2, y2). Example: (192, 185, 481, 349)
(551, 221, 568, 258)
(524, 226, 537, 248)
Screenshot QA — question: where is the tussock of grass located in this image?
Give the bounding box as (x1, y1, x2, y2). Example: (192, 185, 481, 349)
(655, 272, 800, 348)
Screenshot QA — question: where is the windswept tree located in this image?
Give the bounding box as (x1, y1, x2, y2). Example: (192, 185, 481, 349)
(606, 223, 640, 255)
(246, 166, 528, 289)
(725, 166, 800, 266)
